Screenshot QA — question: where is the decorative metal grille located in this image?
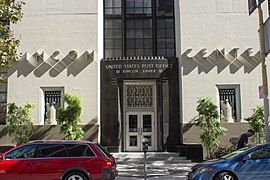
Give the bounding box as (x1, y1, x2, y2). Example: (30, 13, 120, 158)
(126, 85, 153, 108)
(45, 91, 62, 108)
(219, 89, 236, 119)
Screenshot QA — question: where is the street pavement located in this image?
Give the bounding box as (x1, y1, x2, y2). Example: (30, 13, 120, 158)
(113, 152, 195, 180)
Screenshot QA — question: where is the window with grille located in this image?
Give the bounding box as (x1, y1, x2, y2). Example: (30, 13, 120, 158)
(42, 87, 64, 121)
(218, 85, 240, 120)
(45, 91, 62, 108)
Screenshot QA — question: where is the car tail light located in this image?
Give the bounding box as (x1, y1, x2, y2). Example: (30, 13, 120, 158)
(103, 160, 112, 169)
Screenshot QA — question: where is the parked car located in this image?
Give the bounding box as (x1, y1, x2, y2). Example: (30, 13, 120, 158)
(187, 144, 270, 180)
(0, 140, 117, 180)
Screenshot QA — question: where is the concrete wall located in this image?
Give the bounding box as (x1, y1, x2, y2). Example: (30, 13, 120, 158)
(184, 122, 251, 158)
(183, 122, 250, 146)
(0, 125, 98, 145)
(9, 0, 98, 125)
(177, 0, 270, 123)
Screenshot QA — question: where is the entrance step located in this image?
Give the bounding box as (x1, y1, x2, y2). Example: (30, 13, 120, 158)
(112, 152, 191, 164)
(114, 152, 194, 179)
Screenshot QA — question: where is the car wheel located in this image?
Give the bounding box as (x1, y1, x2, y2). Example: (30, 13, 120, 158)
(214, 172, 235, 180)
(64, 171, 88, 180)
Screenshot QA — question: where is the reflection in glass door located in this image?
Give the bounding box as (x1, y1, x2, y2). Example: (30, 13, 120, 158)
(126, 112, 155, 151)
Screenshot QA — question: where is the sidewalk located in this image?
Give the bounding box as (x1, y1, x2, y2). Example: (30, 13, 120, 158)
(115, 161, 194, 179)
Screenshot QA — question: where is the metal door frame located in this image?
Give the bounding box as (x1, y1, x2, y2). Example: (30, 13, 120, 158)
(123, 80, 157, 151)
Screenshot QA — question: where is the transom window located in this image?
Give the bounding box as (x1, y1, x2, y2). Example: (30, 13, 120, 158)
(125, 84, 154, 108)
(126, 0, 152, 15)
(105, 0, 121, 15)
(104, 0, 176, 58)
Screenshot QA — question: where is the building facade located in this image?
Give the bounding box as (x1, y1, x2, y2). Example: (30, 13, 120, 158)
(2, 0, 269, 151)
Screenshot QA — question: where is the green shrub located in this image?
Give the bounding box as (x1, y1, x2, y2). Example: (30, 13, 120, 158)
(245, 106, 264, 143)
(6, 103, 35, 144)
(193, 97, 227, 159)
(211, 146, 236, 159)
(57, 93, 84, 140)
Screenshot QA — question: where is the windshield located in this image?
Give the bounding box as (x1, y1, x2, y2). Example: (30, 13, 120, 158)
(221, 146, 253, 159)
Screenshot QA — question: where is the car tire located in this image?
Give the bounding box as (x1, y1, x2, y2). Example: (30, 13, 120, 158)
(64, 171, 89, 180)
(214, 171, 236, 180)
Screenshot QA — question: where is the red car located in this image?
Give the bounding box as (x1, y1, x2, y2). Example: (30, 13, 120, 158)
(0, 140, 117, 180)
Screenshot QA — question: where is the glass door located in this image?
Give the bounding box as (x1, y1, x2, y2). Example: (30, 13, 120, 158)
(141, 112, 154, 151)
(126, 112, 140, 151)
(126, 112, 155, 151)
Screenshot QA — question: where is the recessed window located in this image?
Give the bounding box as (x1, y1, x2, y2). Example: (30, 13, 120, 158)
(217, 85, 241, 122)
(41, 87, 64, 123)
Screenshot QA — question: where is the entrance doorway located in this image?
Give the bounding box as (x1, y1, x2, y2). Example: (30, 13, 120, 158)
(125, 112, 155, 151)
(123, 81, 157, 151)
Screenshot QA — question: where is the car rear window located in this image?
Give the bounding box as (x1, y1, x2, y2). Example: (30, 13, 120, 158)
(66, 144, 95, 157)
(96, 144, 111, 157)
(37, 144, 68, 158)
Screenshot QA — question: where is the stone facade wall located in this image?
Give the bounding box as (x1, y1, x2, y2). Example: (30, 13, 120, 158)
(9, 0, 98, 125)
(176, 0, 270, 124)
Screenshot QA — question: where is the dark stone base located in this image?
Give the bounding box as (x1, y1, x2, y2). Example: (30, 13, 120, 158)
(175, 144, 203, 162)
(166, 144, 180, 152)
(106, 146, 121, 153)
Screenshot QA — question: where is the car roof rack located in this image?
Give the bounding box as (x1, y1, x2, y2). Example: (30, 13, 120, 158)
(28, 140, 93, 144)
